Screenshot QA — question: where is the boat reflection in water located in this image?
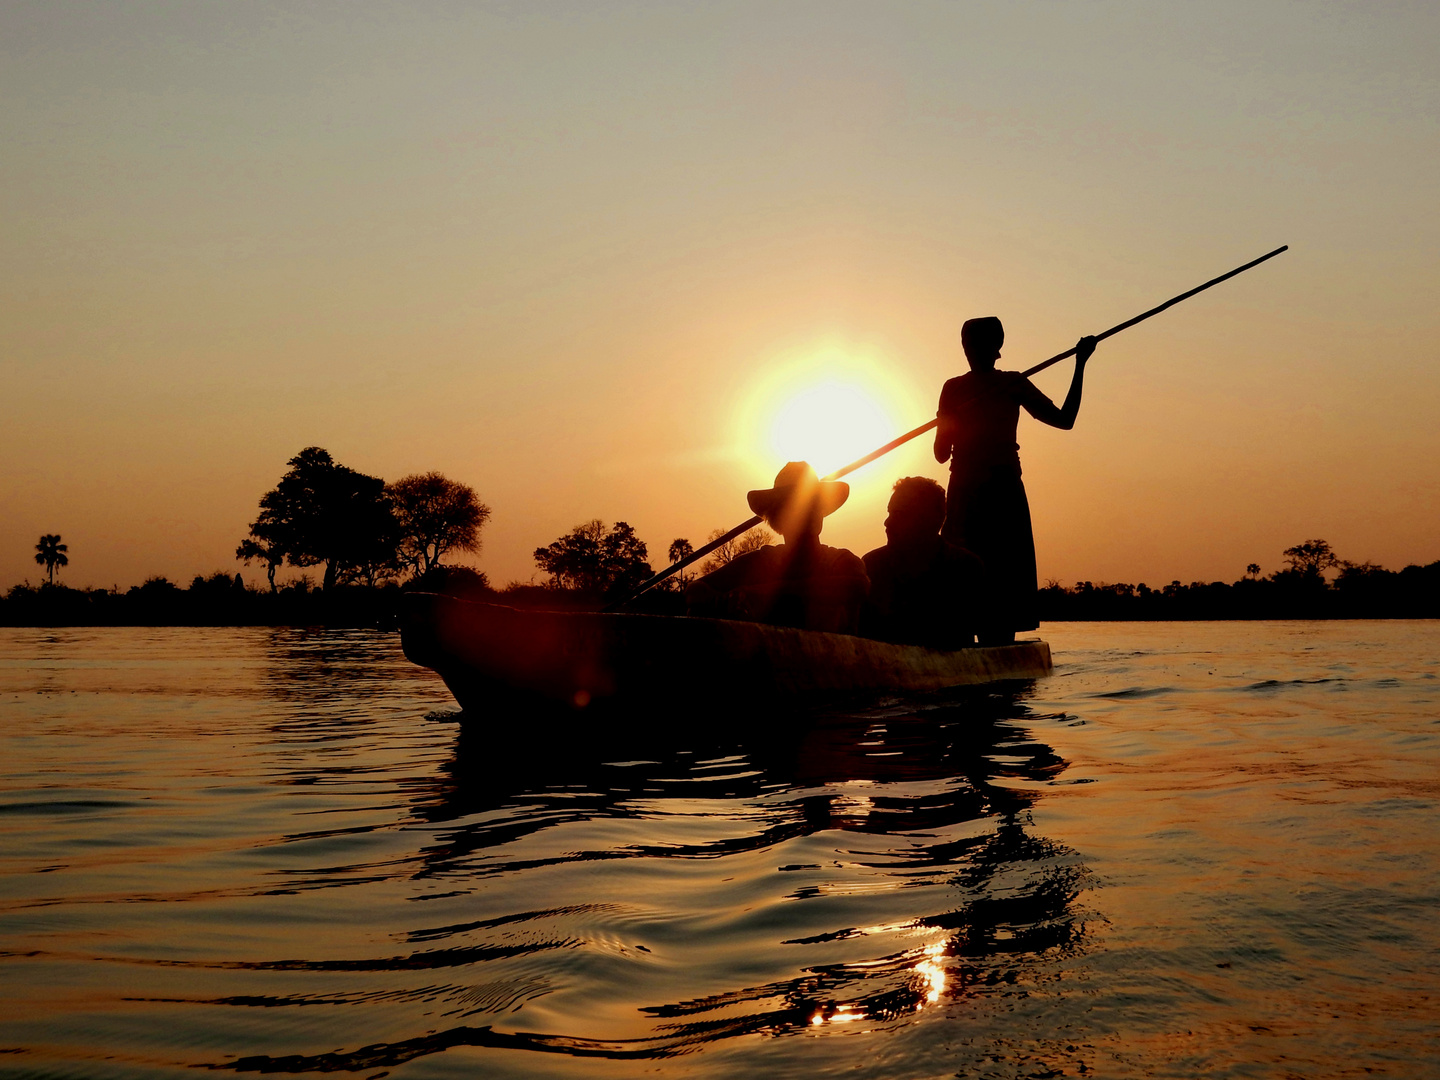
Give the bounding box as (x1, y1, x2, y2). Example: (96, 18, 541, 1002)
(13, 624, 1433, 1077)
(349, 684, 1096, 1068)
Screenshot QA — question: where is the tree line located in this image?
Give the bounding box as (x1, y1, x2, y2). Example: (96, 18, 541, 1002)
(1036, 539, 1440, 620)
(11, 472, 1439, 625)
(0, 570, 404, 627)
(2, 447, 493, 626)
(7, 442, 778, 623)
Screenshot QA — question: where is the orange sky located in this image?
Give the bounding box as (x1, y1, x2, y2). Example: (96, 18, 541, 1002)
(3, 3, 1438, 592)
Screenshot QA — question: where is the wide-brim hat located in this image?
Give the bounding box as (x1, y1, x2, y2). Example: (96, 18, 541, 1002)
(747, 461, 849, 518)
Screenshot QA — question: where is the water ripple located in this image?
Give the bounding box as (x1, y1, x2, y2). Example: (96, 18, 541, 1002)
(2, 623, 1437, 1077)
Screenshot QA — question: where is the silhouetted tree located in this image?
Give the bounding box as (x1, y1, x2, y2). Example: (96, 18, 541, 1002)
(666, 538, 695, 591)
(34, 534, 68, 584)
(387, 472, 491, 577)
(189, 571, 245, 594)
(235, 537, 284, 593)
(239, 447, 399, 591)
(130, 576, 180, 596)
(1281, 539, 1339, 581)
(700, 526, 775, 574)
(1246, 563, 1261, 579)
(534, 520, 652, 595)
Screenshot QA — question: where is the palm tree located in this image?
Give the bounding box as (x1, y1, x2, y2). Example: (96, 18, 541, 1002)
(1246, 563, 1261, 579)
(35, 534, 69, 584)
(667, 538, 695, 591)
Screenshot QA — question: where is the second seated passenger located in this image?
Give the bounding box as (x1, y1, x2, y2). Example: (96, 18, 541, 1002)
(861, 476, 986, 647)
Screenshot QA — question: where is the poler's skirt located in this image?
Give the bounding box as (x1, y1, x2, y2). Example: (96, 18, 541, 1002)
(942, 463, 1039, 633)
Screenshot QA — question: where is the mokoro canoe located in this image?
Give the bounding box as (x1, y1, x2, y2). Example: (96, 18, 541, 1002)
(400, 592, 1052, 716)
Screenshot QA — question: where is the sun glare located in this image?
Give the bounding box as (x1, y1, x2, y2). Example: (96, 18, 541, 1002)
(741, 348, 919, 482)
(768, 381, 893, 473)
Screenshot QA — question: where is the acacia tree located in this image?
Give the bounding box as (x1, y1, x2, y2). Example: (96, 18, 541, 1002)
(1281, 539, 1340, 581)
(534, 520, 651, 595)
(34, 534, 68, 584)
(238, 447, 399, 590)
(387, 472, 491, 577)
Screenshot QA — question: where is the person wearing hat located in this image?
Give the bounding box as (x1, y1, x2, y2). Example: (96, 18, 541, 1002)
(935, 317, 1096, 643)
(685, 461, 869, 634)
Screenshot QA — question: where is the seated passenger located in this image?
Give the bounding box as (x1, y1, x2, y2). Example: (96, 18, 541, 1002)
(861, 476, 985, 647)
(686, 462, 869, 633)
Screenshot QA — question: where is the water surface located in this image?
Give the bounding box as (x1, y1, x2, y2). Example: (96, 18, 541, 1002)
(1, 622, 1436, 1077)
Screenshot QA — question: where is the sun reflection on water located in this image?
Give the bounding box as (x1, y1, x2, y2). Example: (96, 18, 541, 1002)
(810, 1002, 865, 1026)
(915, 939, 948, 1007)
(807, 937, 950, 1028)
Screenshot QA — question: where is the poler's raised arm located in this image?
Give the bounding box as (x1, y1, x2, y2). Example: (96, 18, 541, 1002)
(1026, 336, 1095, 430)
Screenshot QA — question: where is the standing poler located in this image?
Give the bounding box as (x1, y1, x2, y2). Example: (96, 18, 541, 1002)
(934, 317, 1096, 643)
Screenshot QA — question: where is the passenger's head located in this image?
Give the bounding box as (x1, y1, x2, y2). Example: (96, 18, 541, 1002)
(885, 476, 946, 548)
(961, 316, 1004, 371)
(747, 461, 849, 544)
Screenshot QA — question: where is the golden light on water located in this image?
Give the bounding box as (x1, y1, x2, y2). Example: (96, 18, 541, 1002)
(806, 937, 949, 1028)
(810, 1002, 864, 1026)
(739, 347, 922, 485)
(915, 939, 947, 1007)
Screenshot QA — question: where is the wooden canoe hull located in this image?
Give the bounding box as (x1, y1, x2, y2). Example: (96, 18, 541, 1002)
(400, 593, 1052, 715)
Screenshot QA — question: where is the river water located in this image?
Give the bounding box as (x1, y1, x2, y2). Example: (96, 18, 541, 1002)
(0, 622, 1436, 1078)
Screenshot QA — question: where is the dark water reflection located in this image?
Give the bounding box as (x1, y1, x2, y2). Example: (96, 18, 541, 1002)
(8, 624, 1440, 1076)
(221, 693, 1092, 1073)
(386, 696, 1092, 1062)
(0, 628, 1094, 1077)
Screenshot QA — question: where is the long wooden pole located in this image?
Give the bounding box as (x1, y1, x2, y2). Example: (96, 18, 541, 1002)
(612, 244, 1288, 609)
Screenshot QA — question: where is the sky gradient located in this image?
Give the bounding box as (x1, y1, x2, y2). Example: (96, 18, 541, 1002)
(4, 1, 1438, 591)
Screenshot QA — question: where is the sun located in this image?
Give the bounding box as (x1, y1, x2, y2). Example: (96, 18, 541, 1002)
(739, 347, 920, 481)
(768, 379, 894, 473)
